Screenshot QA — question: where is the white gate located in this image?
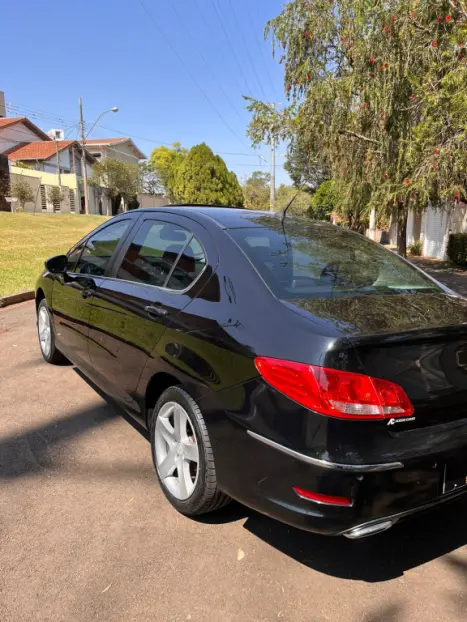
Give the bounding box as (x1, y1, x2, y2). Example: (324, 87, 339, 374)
(422, 207, 449, 259)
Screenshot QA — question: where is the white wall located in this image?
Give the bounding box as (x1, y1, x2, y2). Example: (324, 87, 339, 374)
(0, 122, 44, 154)
(422, 205, 450, 260)
(87, 142, 140, 165)
(41, 147, 72, 173)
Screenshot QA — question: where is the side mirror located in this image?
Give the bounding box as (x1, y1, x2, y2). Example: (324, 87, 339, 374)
(45, 254, 68, 274)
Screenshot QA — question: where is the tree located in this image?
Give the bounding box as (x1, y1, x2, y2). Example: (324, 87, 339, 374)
(243, 171, 270, 210)
(276, 184, 313, 216)
(138, 161, 163, 196)
(309, 180, 336, 222)
(11, 176, 35, 211)
(47, 186, 64, 212)
(247, 0, 467, 256)
(284, 145, 327, 189)
(90, 158, 140, 213)
(172, 143, 244, 206)
(149, 142, 188, 200)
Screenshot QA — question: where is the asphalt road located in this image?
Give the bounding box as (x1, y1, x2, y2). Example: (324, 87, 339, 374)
(1, 302, 467, 622)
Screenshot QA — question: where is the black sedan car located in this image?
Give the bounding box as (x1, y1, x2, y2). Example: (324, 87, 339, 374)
(35, 207, 467, 538)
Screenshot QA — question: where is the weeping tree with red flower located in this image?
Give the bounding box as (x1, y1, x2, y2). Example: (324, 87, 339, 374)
(246, 0, 467, 256)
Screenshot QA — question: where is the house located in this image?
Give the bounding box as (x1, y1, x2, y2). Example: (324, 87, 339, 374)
(0, 113, 112, 214)
(6, 139, 93, 177)
(85, 137, 146, 164)
(0, 110, 165, 214)
(86, 136, 169, 209)
(0, 116, 50, 153)
(4, 139, 110, 214)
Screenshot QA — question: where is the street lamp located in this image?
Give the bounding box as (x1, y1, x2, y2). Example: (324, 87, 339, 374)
(79, 98, 118, 215)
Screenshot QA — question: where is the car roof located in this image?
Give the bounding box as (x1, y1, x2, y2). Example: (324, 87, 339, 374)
(128, 206, 335, 231)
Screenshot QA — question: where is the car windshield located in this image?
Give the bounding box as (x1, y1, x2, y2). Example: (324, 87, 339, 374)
(228, 219, 442, 300)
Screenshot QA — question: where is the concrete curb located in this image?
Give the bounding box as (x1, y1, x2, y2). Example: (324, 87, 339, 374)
(0, 291, 35, 308)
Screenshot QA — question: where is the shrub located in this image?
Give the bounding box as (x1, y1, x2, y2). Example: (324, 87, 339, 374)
(11, 176, 35, 211)
(447, 233, 467, 266)
(408, 240, 423, 256)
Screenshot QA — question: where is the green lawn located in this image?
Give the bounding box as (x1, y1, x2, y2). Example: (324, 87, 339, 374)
(0, 213, 109, 297)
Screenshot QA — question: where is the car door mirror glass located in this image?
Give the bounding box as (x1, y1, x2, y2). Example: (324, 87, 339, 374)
(45, 254, 68, 274)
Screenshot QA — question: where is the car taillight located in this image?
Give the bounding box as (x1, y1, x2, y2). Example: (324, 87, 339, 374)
(254, 356, 414, 420)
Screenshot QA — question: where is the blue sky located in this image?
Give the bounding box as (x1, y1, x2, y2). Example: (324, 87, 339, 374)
(1, 0, 290, 185)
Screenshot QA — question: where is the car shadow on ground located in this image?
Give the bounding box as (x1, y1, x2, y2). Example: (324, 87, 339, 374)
(2, 368, 467, 584)
(240, 500, 467, 582)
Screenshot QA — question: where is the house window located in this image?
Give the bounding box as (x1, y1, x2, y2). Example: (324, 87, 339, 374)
(93, 152, 102, 160)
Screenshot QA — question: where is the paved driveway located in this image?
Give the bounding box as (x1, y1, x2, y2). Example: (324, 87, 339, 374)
(1, 302, 467, 622)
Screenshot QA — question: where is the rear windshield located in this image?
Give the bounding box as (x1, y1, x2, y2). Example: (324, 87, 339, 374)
(228, 221, 442, 299)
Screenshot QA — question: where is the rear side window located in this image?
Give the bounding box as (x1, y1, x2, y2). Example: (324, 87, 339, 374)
(228, 221, 441, 300)
(116, 220, 205, 290)
(75, 220, 130, 277)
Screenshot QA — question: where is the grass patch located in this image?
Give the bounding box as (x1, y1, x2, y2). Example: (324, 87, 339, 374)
(0, 213, 108, 297)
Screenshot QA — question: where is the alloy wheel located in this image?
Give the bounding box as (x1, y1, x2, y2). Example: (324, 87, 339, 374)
(154, 401, 200, 501)
(38, 306, 51, 358)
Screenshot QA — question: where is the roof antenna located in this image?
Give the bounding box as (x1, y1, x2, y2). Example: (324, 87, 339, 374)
(280, 183, 307, 225)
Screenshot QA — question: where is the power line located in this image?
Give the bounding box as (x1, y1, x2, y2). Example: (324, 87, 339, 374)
(4, 102, 270, 159)
(6, 102, 77, 127)
(223, 162, 286, 168)
(210, 0, 254, 97)
(167, 0, 245, 121)
(244, 5, 280, 100)
(193, 0, 247, 100)
(226, 0, 267, 100)
(137, 0, 252, 152)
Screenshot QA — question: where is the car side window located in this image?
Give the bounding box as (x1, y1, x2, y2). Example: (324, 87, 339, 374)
(116, 220, 205, 290)
(75, 220, 130, 277)
(166, 236, 206, 290)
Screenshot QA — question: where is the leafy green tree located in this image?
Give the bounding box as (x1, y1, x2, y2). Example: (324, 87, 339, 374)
(11, 176, 35, 211)
(309, 180, 336, 222)
(149, 142, 188, 200)
(284, 146, 327, 189)
(90, 158, 140, 211)
(47, 186, 64, 212)
(172, 143, 244, 206)
(243, 170, 270, 210)
(247, 0, 467, 256)
(276, 184, 312, 216)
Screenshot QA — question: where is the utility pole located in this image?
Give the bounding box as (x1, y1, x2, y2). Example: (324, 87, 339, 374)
(79, 96, 89, 215)
(55, 139, 62, 188)
(270, 132, 276, 212)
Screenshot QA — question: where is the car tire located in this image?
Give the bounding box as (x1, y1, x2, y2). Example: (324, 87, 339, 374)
(37, 299, 68, 364)
(149, 386, 230, 515)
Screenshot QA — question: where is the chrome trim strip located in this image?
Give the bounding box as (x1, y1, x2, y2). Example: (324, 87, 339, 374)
(247, 431, 404, 472)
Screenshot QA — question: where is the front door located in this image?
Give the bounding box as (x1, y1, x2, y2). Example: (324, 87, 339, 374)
(87, 216, 209, 416)
(51, 219, 132, 371)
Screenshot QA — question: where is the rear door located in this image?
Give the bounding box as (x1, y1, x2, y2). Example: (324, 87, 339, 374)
(87, 214, 210, 414)
(51, 218, 132, 371)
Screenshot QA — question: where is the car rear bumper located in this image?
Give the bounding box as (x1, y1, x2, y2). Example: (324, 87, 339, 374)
(221, 429, 467, 537)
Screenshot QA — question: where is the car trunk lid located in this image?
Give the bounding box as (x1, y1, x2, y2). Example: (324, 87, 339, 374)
(284, 292, 467, 430)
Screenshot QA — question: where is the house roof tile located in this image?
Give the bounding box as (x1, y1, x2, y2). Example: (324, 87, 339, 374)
(0, 117, 51, 141)
(7, 140, 96, 163)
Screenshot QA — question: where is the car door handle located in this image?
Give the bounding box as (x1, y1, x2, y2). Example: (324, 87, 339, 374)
(145, 305, 167, 318)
